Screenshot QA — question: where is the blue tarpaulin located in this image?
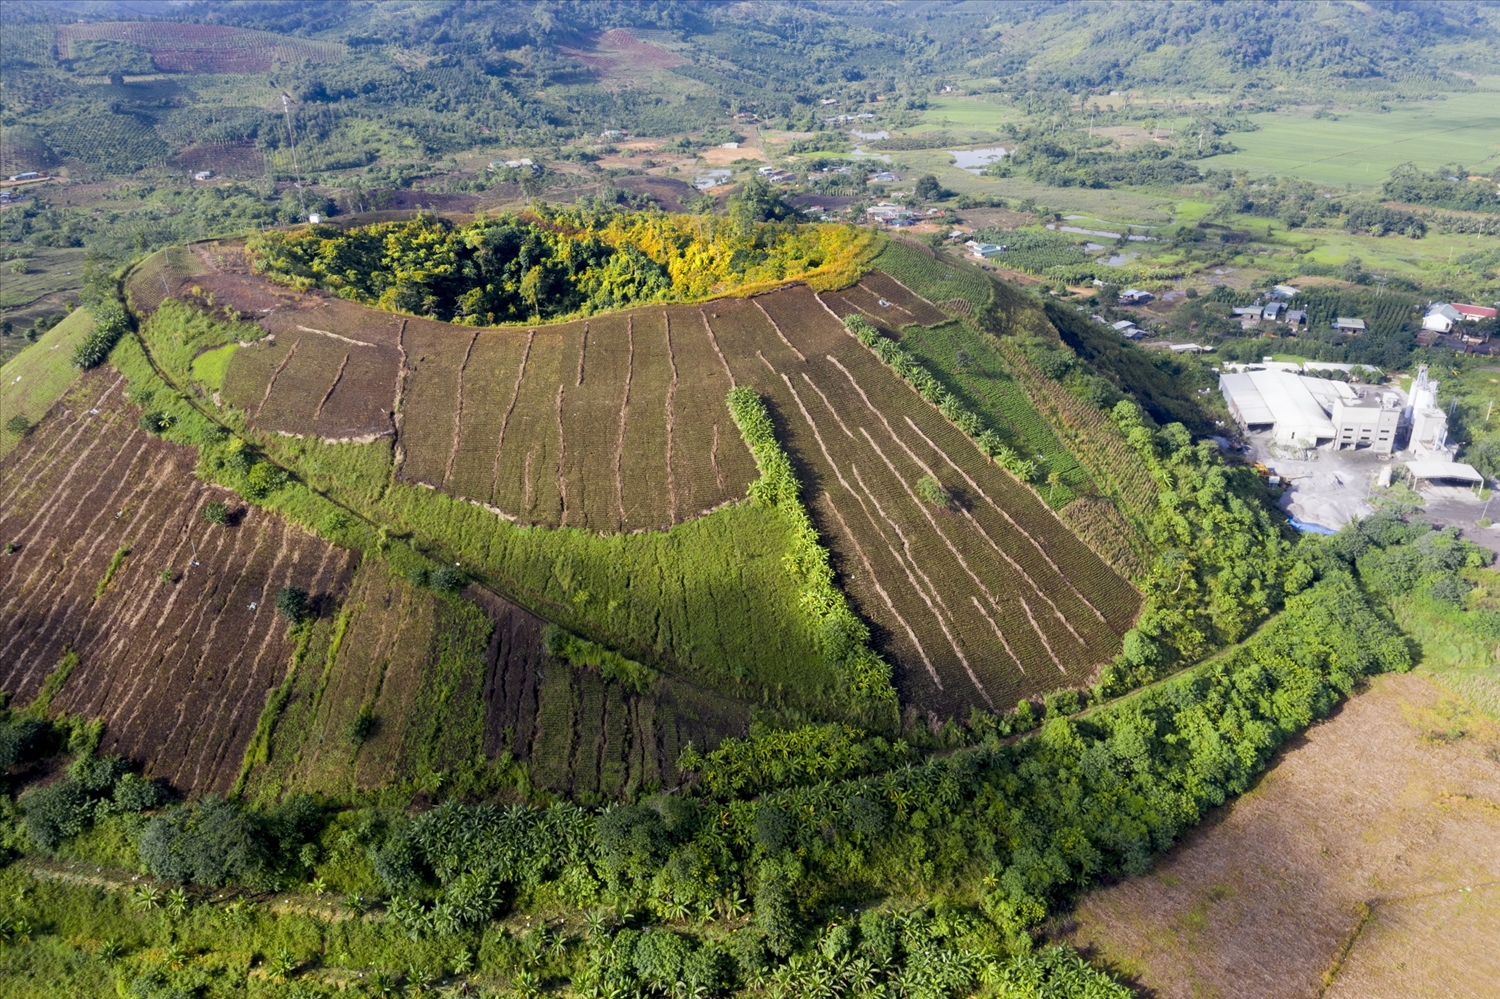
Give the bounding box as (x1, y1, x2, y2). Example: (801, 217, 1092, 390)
(1287, 516, 1338, 535)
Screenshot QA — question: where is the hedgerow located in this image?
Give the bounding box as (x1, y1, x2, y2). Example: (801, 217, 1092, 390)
(69, 304, 129, 369)
(727, 386, 897, 722)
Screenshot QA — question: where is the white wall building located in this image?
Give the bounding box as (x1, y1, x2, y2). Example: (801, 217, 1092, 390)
(1220, 369, 1401, 453)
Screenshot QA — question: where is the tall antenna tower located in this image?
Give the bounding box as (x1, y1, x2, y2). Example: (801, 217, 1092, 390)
(281, 93, 308, 220)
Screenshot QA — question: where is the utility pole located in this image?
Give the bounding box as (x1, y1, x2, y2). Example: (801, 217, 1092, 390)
(281, 93, 307, 220)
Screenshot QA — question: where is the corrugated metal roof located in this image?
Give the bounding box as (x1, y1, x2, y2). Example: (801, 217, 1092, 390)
(1407, 461, 1483, 483)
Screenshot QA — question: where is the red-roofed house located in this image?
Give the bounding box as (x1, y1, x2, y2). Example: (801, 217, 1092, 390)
(1454, 304, 1498, 321)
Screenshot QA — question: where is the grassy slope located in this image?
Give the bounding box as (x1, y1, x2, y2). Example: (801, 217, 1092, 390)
(0, 306, 92, 457)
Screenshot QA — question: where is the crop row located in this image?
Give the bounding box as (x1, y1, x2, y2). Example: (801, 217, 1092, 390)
(998, 340, 1159, 532)
(722, 287, 1137, 714)
(0, 371, 354, 794)
(393, 307, 754, 533)
(869, 239, 994, 313)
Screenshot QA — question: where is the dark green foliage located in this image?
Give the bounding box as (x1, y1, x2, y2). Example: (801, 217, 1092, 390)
(1337, 511, 1493, 599)
(4, 414, 30, 437)
(0, 716, 47, 771)
(427, 565, 464, 595)
(18, 755, 158, 850)
(678, 723, 914, 800)
(754, 863, 797, 956)
(374, 799, 596, 933)
(1383, 162, 1500, 213)
(20, 779, 91, 850)
(200, 501, 229, 526)
(71, 306, 129, 370)
(138, 409, 176, 434)
(911, 174, 952, 201)
(138, 796, 270, 887)
(275, 586, 308, 624)
(349, 703, 376, 746)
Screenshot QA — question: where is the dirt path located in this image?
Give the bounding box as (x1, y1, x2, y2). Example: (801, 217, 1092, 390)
(1062, 671, 1500, 999)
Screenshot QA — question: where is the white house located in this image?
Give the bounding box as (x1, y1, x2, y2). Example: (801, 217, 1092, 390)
(1422, 304, 1463, 334)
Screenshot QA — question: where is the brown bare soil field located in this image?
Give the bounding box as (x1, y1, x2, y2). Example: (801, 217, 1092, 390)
(616, 176, 697, 213)
(168, 143, 266, 179)
(1062, 671, 1500, 999)
(727, 284, 1138, 714)
(0, 369, 355, 794)
(390, 305, 753, 533)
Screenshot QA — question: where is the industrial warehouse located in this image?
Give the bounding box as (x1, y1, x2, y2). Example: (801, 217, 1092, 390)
(1220, 362, 1485, 487)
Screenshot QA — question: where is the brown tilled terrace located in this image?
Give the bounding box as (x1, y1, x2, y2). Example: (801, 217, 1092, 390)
(155, 245, 1141, 715)
(0, 370, 355, 794)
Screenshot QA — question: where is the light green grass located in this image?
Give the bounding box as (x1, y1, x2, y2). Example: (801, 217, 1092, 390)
(190, 342, 239, 389)
(0, 246, 86, 308)
(0, 306, 93, 457)
(918, 96, 1026, 129)
(1391, 589, 1500, 722)
(1197, 89, 1500, 188)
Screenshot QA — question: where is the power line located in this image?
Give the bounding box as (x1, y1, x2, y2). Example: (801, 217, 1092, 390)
(281, 93, 308, 220)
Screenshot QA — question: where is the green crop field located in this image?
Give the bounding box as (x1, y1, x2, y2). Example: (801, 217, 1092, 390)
(1197, 89, 1500, 188)
(0, 306, 93, 457)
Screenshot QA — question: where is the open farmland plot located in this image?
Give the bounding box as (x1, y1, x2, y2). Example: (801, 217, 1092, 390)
(819, 274, 949, 332)
(55, 22, 344, 74)
(249, 560, 749, 800)
(709, 285, 1139, 714)
(0, 370, 355, 794)
(392, 306, 754, 531)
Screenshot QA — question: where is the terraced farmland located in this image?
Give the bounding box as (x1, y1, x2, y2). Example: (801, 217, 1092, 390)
(134, 243, 1141, 714)
(0, 370, 355, 794)
(709, 285, 1140, 714)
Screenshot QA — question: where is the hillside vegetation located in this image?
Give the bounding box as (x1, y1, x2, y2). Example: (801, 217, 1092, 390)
(247, 205, 875, 324)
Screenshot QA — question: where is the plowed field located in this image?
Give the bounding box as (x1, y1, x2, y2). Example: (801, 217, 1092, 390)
(391, 307, 758, 531)
(0, 370, 355, 794)
(132, 244, 1141, 712)
(715, 285, 1139, 714)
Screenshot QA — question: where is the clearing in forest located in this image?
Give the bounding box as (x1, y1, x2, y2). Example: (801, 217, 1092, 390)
(0, 370, 355, 794)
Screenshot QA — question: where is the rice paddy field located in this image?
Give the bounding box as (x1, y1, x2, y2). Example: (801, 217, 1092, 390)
(1196, 87, 1500, 188)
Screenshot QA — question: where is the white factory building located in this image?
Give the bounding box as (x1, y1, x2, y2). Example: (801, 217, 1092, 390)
(1219, 366, 1401, 454)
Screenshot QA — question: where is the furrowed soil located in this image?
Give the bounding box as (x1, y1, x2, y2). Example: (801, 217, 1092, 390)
(127, 241, 1140, 715)
(725, 284, 1138, 714)
(0, 369, 356, 794)
(1062, 671, 1500, 999)
(248, 559, 750, 800)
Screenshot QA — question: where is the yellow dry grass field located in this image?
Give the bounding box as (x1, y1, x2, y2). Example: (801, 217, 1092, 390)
(1062, 671, 1500, 999)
